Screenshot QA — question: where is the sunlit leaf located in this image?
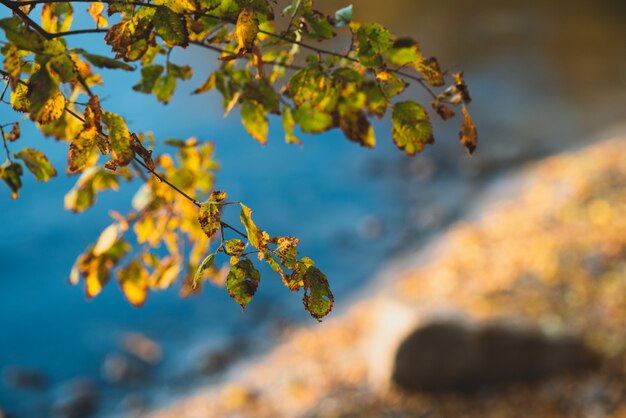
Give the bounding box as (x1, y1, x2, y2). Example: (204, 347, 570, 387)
(339, 108, 375, 148)
(102, 112, 134, 166)
(153, 73, 177, 104)
(93, 223, 126, 256)
(117, 260, 149, 307)
(87, 2, 108, 27)
(391, 101, 433, 156)
(0, 17, 45, 52)
(194, 252, 216, 287)
(225, 239, 245, 257)
(303, 264, 333, 320)
(14, 148, 57, 181)
(241, 100, 268, 144)
(234, 7, 259, 52)
(198, 201, 221, 239)
(417, 57, 445, 87)
(459, 105, 477, 155)
(226, 258, 261, 310)
(0, 161, 23, 199)
(292, 102, 333, 134)
(153, 6, 189, 47)
(3, 123, 20, 142)
(68, 127, 101, 174)
(281, 106, 301, 145)
(240, 203, 267, 250)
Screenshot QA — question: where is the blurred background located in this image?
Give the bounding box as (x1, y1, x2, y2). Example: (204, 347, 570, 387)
(1, 0, 626, 416)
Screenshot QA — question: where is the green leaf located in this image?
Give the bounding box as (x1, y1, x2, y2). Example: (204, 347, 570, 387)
(356, 23, 392, 68)
(133, 64, 165, 93)
(27, 67, 58, 118)
(77, 50, 135, 71)
(102, 112, 134, 166)
(153, 6, 189, 47)
(386, 38, 421, 67)
(198, 202, 221, 238)
(0, 161, 23, 199)
(226, 259, 261, 311)
(362, 81, 388, 118)
(47, 54, 77, 83)
(153, 74, 177, 104)
(377, 71, 408, 98)
(0, 17, 45, 52)
(240, 203, 267, 250)
(167, 62, 192, 80)
(303, 265, 333, 321)
(333, 4, 353, 27)
(14, 148, 57, 181)
(391, 101, 434, 156)
(303, 13, 335, 40)
(242, 80, 280, 114)
(194, 252, 216, 287)
(282, 106, 301, 145)
(292, 102, 333, 134)
(241, 100, 268, 144)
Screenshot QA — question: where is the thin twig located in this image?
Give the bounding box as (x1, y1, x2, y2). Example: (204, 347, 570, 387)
(221, 222, 248, 239)
(132, 157, 201, 207)
(0, 126, 12, 162)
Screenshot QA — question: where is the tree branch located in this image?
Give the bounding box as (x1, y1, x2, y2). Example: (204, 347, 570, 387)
(0, 0, 52, 40)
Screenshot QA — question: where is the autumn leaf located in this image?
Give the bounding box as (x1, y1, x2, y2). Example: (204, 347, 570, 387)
(417, 57, 445, 87)
(459, 105, 477, 155)
(235, 7, 259, 53)
(102, 112, 134, 166)
(303, 264, 333, 321)
(338, 108, 376, 148)
(240, 203, 267, 251)
(225, 239, 246, 257)
(226, 258, 261, 310)
(117, 260, 149, 307)
(241, 100, 268, 144)
(15, 148, 57, 181)
(198, 201, 221, 239)
(87, 2, 108, 27)
(391, 101, 434, 156)
(0, 161, 23, 199)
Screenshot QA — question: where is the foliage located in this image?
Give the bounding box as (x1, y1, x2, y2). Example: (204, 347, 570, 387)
(0, 0, 476, 320)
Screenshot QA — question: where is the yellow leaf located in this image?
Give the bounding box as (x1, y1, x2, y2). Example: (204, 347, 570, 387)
(235, 7, 259, 53)
(93, 223, 127, 256)
(87, 2, 108, 27)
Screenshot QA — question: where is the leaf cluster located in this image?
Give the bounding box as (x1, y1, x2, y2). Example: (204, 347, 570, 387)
(0, 0, 477, 320)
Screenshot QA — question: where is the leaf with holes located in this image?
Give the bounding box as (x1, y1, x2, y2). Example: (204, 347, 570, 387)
(226, 259, 261, 310)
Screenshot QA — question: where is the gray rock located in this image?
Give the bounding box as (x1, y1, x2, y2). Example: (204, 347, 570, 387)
(3, 366, 48, 390)
(392, 321, 599, 392)
(53, 379, 97, 418)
